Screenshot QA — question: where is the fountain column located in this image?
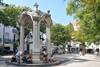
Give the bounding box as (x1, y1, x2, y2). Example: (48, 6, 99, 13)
(19, 24, 24, 63)
(46, 25, 51, 52)
(20, 25, 24, 52)
(31, 3, 40, 54)
(32, 20, 40, 53)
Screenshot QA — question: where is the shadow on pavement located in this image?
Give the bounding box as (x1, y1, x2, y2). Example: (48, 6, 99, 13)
(57, 54, 94, 65)
(73, 58, 90, 63)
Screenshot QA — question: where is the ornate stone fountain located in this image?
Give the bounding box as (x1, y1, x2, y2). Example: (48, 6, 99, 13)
(6, 3, 60, 66)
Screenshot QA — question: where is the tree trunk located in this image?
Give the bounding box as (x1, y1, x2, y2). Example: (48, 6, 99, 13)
(2, 25, 5, 48)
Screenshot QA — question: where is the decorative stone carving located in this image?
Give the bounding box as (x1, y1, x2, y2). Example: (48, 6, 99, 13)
(19, 2, 53, 61)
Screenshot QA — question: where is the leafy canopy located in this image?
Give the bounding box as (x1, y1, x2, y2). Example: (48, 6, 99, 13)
(66, 0, 100, 42)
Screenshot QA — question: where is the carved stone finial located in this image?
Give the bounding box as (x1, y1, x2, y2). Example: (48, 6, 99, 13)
(47, 10, 50, 14)
(34, 2, 39, 11)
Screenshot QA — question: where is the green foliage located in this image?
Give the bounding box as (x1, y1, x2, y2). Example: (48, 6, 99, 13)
(0, 5, 31, 27)
(65, 23, 74, 33)
(0, 5, 20, 26)
(65, 23, 74, 40)
(72, 30, 86, 42)
(0, 10, 8, 25)
(51, 24, 68, 47)
(40, 21, 46, 33)
(0, 5, 32, 37)
(66, 0, 100, 42)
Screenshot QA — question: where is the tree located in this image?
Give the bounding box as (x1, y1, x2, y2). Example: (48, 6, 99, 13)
(3, 5, 29, 27)
(51, 24, 68, 48)
(0, 5, 31, 48)
(65, 23, 74, 41)
(71, 30, 86, 42)
(66, 0, 100, 43)
(40, 21, 46, 33)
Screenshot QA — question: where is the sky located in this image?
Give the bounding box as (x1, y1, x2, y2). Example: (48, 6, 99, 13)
(3, 0, 74, 25)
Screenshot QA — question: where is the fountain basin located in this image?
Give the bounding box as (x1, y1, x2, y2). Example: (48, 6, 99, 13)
(5, 60, 60, 66)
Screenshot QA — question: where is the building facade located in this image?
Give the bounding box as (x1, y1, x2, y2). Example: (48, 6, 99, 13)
(0, 23, 17, 51)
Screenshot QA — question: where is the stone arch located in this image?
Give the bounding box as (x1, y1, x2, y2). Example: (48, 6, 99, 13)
(40, 20, 46, 33)
(18, 4, 53, 61)
(40, 14, 52, 28)
(19, 11, 33, 27)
